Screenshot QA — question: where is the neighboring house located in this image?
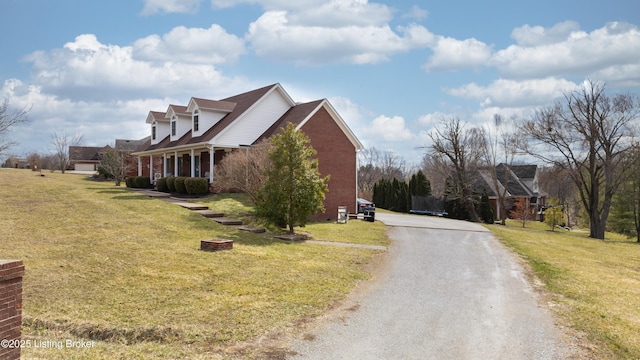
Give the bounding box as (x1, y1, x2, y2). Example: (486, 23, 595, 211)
(133, 83, 363, 220)
(69, 146, 112, 171)
(115, 138, 154, 177)
(476, 164, 545, 221)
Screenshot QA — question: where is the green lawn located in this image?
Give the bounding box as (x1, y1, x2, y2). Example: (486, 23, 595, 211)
(1, 169, 387, 359)
(487, 220, 640, 359)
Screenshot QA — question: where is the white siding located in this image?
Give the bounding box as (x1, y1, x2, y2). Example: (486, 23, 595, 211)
(170, 115, 191, 142)
(152, 121, 170, 145)
(192, 110, 225, 137)
(214, 90, 291, 146)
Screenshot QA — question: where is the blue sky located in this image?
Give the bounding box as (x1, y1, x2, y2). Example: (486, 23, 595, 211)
(1, 0, 639, 165)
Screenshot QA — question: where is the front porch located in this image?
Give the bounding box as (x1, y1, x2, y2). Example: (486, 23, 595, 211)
(137, 147, 229, 183)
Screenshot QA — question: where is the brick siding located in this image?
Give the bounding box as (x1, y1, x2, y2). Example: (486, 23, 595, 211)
(301, 107, 357, 220)
(0, 260, 24, 360)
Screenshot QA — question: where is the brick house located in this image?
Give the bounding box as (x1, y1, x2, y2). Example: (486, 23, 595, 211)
(133, 83, 363, 219)
(475, 164, 546, 221)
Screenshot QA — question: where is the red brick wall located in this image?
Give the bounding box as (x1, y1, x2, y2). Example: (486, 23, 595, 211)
(300, 106, 357, 220)
(0, 260, 24, 360)
(140, 156, 164, 177)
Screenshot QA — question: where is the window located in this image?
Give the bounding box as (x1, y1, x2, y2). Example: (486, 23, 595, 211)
(152, 121, 157, 140)
(193, 110, 199, 132)
(171, 116, 177, 136)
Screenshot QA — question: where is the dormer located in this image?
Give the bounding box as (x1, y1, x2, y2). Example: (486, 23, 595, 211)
(186, 98, 236, 137)
(166, 105, 191, 142)
(146, 111, 170, 145)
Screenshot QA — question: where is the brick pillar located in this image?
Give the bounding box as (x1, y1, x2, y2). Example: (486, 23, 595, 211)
(0, 260, 24, 360)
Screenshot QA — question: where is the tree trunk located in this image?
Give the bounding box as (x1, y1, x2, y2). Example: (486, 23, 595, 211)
(589, 215, 606, 239)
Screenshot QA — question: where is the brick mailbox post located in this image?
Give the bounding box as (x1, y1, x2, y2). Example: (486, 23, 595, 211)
(0, 260, 24, 360)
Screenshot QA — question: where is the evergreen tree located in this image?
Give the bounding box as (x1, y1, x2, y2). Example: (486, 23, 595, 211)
(412, 170, 431, 196)
(479, 190, 494, 224)
(255, 123, 329, 234)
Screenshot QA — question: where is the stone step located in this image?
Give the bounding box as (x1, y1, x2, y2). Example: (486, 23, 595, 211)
(193, 209, 225, 218)
(174, 202, 209, 211)
(238, 225, 266, 234)
(211, 217, 243, 226)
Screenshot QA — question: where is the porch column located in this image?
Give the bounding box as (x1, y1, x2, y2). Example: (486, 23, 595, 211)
(209, 146, 215, 183)
(149, 155, 154, 182)
(137, 157, 142, 176)
(174, 151, 179, 176)
(190, 149, 195, 177)
(163, 153, 167, 177)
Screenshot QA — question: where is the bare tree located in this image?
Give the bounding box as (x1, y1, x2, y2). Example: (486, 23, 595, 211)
(50, 132, 83, 173)
(0, 98, 30, 155)
(379, 150, 407, 181)
(538, 165, 578, 226)
(510, 197, 535, 228)
(99, 148, 135, 186)
(429, 117, 483, 222)
(520, 80, 639, 239)
(357, 147, 407, 200)
(479, 114, 523, 225)
(421, 153, 450, 198)
(214, 140, 272, 204)
(357, 147, 381, 200)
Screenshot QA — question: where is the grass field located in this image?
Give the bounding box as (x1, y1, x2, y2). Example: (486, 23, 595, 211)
(487, 220, 640, 359)
(0, 169, 388, 359)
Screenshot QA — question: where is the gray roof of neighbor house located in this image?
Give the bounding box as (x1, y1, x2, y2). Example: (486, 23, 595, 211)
(69, 146, 112, 162)
(116, 137, 150, 152)
(475, 164, 538, 197)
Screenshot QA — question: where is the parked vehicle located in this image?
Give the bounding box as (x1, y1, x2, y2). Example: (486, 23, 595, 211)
(357, 198, 376, 222)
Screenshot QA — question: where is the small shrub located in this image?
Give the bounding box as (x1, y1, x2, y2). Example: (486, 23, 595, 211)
(174, 176, 187, 194)
(166, 177, 176, 193)
(135, 176, 152, 189)
(156, 177, 169, 193)
(125, 177, 135, 188)
(185, 177, 209, 195)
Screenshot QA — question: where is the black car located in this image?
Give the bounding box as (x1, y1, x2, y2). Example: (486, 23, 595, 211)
(357, 198, 375, 222)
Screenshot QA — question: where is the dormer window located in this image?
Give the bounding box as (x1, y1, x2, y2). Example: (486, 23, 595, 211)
(152, 121, 157, 140)
(171, 116, 177, 136)
(193, 109, 199, 132)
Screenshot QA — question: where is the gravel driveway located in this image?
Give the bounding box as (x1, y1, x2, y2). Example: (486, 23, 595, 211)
(288, 212, 573, 359)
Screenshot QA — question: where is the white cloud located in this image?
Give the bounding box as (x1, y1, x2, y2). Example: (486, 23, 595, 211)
(2, 81, 161, 154)
(402, 5, 428, 21)
(24, 34, 250, 102)
(445, 77, 579, 107)
(423, 36, 492, 72)
(285, 0, 392, 27)
(133, 24, 245, 64)
(510, 21, 580, 46)
(591, 63, 640, 87)
(247, 11, 433, 65)
(493, 22, 640, 80)
(417, 111, 454, 128)
(141, 0, 201, 15)
(363, 115, 415, 142)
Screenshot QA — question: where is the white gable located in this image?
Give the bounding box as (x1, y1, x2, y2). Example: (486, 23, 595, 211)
(213, 86, 294, 146)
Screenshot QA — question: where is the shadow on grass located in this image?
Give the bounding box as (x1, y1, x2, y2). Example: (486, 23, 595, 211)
(111, 194, 154, 201)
